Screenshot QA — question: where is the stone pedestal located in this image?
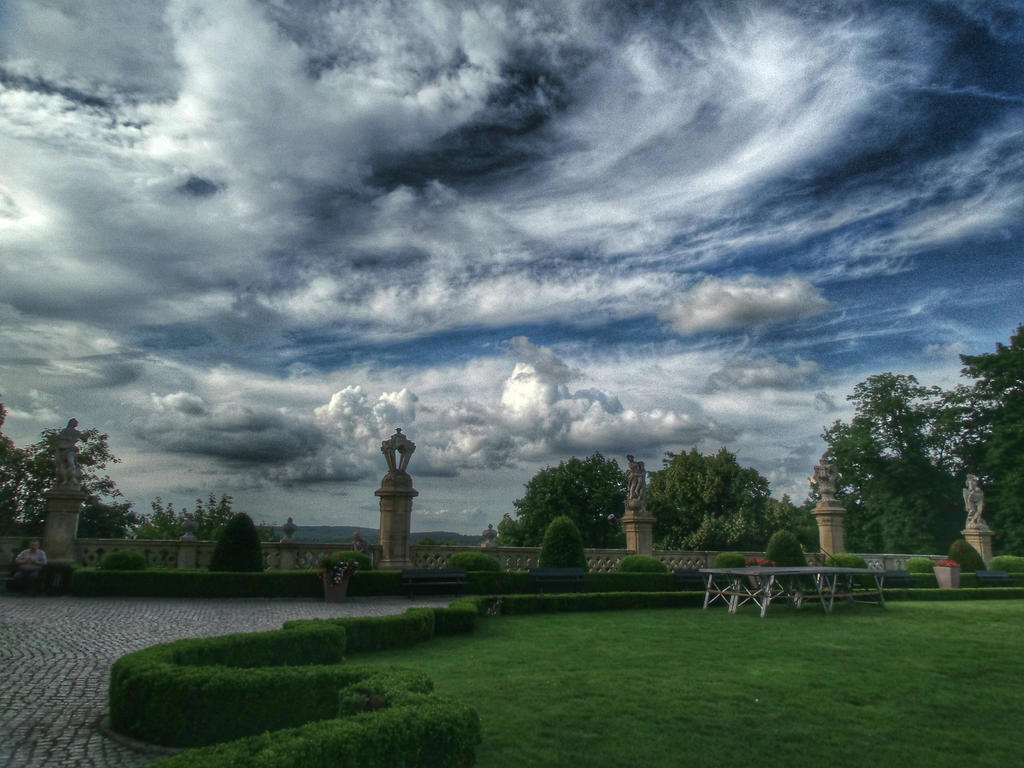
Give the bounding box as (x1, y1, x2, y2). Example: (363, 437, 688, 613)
(176, 541, 200, 569)
(622, 499, 656, 556)
(42, 488, 88, 565)
(812, 499, 847, 557)
(375, 475, 418, 570)
(962, 526, 994, 567)
(277, 541, 299, 571)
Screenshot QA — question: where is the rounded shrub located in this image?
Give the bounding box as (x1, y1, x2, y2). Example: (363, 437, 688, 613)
(617, 555, 668, 573)
(446, 552, 500, 572)
(714, 551, 747, 568)
(324, 550, 372, 572)
(906, 557, 936, 574)
(209, 513, 265, 572)
(538, 515, 588, 571)
(824, 552, 868, 569)
(948, 539, 984, 572)
(990, 555, 1024, 573)
(100, 550, 147, 570)
(764, 530, 807, 567)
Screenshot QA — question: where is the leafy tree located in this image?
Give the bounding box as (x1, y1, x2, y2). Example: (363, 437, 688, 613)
(823, 373, 962, 554)
(959, 325, 1024, 553)
(647, 447, 795, 551)
(499, 453, 626, 548)
(134, 494, 276, 542)
(0, 405, 138, 537)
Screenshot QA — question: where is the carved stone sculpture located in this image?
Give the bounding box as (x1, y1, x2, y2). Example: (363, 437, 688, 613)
(54, 418, 84, 490)
(963, 474, 987, 530)
(811, 453, 838, 501)
(381, 427, 415, 477)
(626, 454, 647, 505)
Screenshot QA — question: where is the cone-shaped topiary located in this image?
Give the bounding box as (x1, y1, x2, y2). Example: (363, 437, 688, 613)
(714, 551, 748, 568)
(447, 551, 501, 571)
(947, 539, 984, 572)
(209, 513, 265, 572)
(617, 554, 668, 573)
(764, 530, 806, 567)
(539, 515, 588, 570)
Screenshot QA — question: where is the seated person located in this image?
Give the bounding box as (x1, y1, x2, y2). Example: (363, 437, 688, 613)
(12, 539, 47, 592)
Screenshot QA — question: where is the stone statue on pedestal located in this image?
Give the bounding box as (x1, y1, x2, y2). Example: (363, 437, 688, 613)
(626, 455, 647, 506)
(963, 474, 988, 530)
(811, 453, 838, 501)
(54, 419, 85, 490)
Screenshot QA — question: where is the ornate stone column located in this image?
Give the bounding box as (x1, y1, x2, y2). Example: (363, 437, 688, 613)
(811, 453, 847, 556)
(42, 488, 88, 565)
(375, 428, 418, 570)
(622, 455, 655, 555)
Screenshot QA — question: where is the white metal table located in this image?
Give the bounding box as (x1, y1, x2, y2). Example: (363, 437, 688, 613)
(698, 566, 887, 618)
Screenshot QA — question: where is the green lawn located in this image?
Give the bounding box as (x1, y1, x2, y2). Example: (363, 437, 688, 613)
(355, 601, 1024, 768)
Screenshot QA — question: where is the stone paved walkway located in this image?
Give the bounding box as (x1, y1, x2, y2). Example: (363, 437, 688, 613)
(0, 593, 452, 768)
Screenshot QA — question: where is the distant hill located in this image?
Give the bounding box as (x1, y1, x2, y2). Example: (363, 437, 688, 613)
(270, 525, 483, 546)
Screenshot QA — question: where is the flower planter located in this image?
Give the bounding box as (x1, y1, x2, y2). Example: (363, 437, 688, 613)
(323, 578, 350, 603)
(933, 565, 961, 589)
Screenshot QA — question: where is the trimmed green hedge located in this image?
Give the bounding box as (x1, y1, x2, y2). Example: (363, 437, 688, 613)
(584, 572, 676, 592)
(490, 591, 707, 614)
(73, 569, 323, 597)
(446, 552, 501, 571)
(882, 587, 1024, 602)
(990, 555, 1024, 573)
(617, 554, 669, 573)
(110, 626, 351, 746)
(284, 609, 436, 653)
(148, 694, 481, 768)
(464, 570, 533, 594)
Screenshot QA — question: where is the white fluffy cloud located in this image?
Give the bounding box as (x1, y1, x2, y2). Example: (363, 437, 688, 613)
(662, 275, 831, 335)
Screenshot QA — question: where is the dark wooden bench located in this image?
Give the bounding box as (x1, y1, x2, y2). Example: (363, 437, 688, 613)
(400, 569, 467, 597)
(674, 569, 707, 591)
(530, 567, 585, 594)
(976, 570, 1013, 587)
(882, 570, 914, 588)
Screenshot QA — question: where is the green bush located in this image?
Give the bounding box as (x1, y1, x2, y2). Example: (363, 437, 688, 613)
(538, 515, 588, 571)
(492, 591, 706, 614)
(348, 570, 403, 596)
(617, 555, 668, 573)
(948, 539, 984, 572)
(714, 552, 748, 568)
(824, 552, 868, 569)
(99, 550, 148, 570)
(446, 551, 500, 571)
(209, 513, 264, 572)
(764, 530, 806, 567)
(990, 555, 1024, 573)
(906, 557, 936, 574)
(321, 550, 372, 571)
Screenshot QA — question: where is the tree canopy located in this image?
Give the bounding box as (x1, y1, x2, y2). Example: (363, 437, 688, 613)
(0, 405, 138, 537)
(647, 447, 814, 551)
(822, 373, 962, 554)
(822, 325, 1024, 555)
(499, 452, 626, 548)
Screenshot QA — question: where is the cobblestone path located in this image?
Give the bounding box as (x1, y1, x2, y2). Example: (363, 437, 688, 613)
(0, 594, 451, 768)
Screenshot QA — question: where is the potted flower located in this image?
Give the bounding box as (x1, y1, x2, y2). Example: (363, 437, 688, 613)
(933, 558, 960, 589)
(744, 558, 775, 588)
(318, 553, 360, 602)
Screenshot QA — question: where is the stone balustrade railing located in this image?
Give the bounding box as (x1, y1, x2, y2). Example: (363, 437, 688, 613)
(1, 536, 937, 575)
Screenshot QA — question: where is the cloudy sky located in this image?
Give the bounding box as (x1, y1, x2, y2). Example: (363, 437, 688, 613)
(2, 1, 1022, 534)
